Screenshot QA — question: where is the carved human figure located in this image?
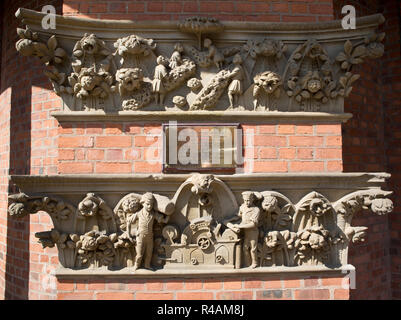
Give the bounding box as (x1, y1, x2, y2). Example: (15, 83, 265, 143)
(152, 56, 168, 105)
(228, 54, 245, 109)
(230, 191, 261, 268)
(127, 193, 169, 270)
(169, 43, 184, 69)
(204, 38, 224, 69)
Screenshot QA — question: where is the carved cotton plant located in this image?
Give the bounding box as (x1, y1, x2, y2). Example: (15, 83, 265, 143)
(335, 33, 385, 97)
(76, 193, 117, 234)
(8, 193, 74, 222)
(16, 27, 67, 94)
(74, 230, 117, 268)
(114, 35, 156, 65)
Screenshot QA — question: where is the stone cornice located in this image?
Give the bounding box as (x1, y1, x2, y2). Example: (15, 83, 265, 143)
(15, 9, 385, 116)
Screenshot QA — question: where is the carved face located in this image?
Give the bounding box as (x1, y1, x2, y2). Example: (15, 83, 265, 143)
(142, 199, 154, 212)
(80, 74, 100, 91)
(79, 199, 98, 217)
(255, 72, 281, 94)
(260, 41, 276, 57)
(262, 196, 278, 213)
(81, 34, 98, 55)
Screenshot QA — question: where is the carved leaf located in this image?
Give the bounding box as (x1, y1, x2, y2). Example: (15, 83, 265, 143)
(344, 40, 353, 56)
(350, 57, 364, 65)
(336, 52, 347, 62)
(351, 45, 367, 58)
(47, 35, 58, 51)
(348, 74, 360, 85)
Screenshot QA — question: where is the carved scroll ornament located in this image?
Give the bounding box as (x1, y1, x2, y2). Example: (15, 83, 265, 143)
(15, 9, 385, 114)
(8, 174, 393, 272)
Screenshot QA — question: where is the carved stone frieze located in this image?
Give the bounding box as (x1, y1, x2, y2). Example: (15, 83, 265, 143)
(8, 173, 393, 274)
(15, 9, 385, 116)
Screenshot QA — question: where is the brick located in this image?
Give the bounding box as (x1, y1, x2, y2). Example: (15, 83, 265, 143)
(264, 279, 282, 289)
(258, 125, 276, 134)
(279, 148, 296, 159)
(134, 162, 161, 173)
(259, 148, 277, 159)
(316, 124, 342, 135)
(146, 281, 164, 291)
(289, 136, 324, 147)
(297, 148, 314, 159)
(223, 279, 242, 290)
(283, 279, 301, 288)
(134, 136, 159, 147)
(252, 161, 288, 173)
(278, 125, 295, 135)
(106, 149, 123, 161)
(58, 292, 94, 300)
(203, 280, 222, 290)
(294, 289, 330, 300)
(256, 289, 292, 300)
(105, 124, 123, 135)
(327, 160, 343, 172)
(147, 2, 164, 12)
(59, 136, 93, 148)
(326, 136, 342, 147)
(185, 280, 203, 290)
(244, 279, 262, 289)
(254, 136, 287, 147)
(58, 149, 74, 160)
(136, 292, 173, 300)
(165, 280, 184, 290)
(304, 278, 320, 287)
(88, 282, 106, 290)
(176, 292, 214, 300)
(296, 125, 313, 135)
(291, 3, 308, 14)
(95, 162, 131, 174)
(96, 292, 133, 300)
(58, 162, 93, 174)
(321, 277, 344, 286)
(96, 136, 131, 148)
(57, 281, 74, 291)
(316, 148, 342, 159)
(87, 149, 105, 160)
(289, 161, 324, 172)
(334, 289, 350, 300)
(216, 291, 253, 300)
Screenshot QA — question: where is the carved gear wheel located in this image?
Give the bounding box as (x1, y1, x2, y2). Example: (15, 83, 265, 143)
(197, 236, 211, 250)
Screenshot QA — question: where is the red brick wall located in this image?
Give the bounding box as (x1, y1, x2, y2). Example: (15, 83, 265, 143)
(62, 0, 334, 22)
(333, 0, 401, 300)
(3, 0, 398, 300)
(0, 0, 63, 300)
(56, 275, 349, 300)
(57, 123, 342, 174)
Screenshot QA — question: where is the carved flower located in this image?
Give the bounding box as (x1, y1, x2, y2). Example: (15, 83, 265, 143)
(187, 77, 202, 91)
(264, 231, 281, 249)
(114, 35, 156, 57)
(309, 198, 331, 216)
(370, 198, 393, 215)
(80, 234, 98, 251)
(172, 95, 187, 109)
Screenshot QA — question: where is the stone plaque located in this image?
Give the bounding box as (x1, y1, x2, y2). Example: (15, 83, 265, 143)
(163, 123, 242, 173)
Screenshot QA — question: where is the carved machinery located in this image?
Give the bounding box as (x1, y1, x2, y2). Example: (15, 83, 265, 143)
(9, 10, 394, 276)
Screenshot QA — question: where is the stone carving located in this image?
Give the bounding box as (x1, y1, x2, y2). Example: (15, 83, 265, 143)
(115, 67, 152, 110)
(15, 12, 385, 113)
(178, 17, 224, 50)
(8, 174, 393, 272)
(253, 71, 282, 111)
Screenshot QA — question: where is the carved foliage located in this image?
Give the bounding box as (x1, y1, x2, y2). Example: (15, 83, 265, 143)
(8, 175, 393, 271)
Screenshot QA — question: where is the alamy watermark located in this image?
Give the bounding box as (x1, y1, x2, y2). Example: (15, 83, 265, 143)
(341, 5, 356, 30)
(41, 5, 56, 30)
